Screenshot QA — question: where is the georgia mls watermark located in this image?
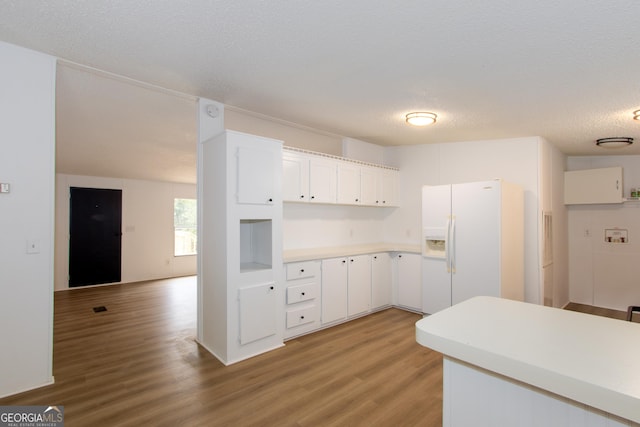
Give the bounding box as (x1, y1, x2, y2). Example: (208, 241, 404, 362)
(0, 406, 64, 427)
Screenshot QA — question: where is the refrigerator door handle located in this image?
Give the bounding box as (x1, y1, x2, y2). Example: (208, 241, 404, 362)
(450, 216, 456, 273)
(445, 216, 452, 273)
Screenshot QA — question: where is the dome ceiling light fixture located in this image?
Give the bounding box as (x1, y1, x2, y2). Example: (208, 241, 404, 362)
(633, 110, 640, 121)
(595, 137, 634, 148)
(405, 112, 437, 126)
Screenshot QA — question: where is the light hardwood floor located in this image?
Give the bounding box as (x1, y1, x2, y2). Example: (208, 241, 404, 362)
(0, 277, 443, 426)
(564, 302, 629, 321)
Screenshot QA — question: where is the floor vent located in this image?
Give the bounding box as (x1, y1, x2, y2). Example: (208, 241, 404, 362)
(93, 306, 107, 313)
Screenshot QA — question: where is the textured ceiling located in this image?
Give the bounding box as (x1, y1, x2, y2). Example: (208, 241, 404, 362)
(2, 1, 640, 183)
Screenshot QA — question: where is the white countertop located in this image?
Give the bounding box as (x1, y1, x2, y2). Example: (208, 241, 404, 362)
(283, 243, 421, 263)
(415, 296, 640, 423)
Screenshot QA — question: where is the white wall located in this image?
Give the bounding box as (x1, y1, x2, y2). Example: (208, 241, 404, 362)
(384, 137, 545, 304)
(283, 204, 392, 250)
(0, 42, 56, 397)
(342, 137, 386, 164)
(225, 107, 342, 155)
(55, 174, 197, 290)
(567, 155, 640, 311)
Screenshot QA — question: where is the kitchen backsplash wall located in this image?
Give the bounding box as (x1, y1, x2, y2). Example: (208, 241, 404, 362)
(282, 203, 390, 250)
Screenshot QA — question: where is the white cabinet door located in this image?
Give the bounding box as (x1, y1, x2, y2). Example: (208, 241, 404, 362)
(360, 166, 378, 206)
(309, 157, 337, 204)
(321, 258, 348, 324)
(237, 145, 278, 205)
(371, 253, 392, 309)
(282, 151, 309, 202)
(378, 169, 399, 206)
(396, 253, 422, 311)
(564, 167, 623, 204)
(347, 255, 371, 316)
(337, 162, 361, 205)
(238, 283, 277, 345)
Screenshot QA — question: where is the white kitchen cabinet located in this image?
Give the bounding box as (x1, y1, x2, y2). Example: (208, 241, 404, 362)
(309, 157, 337, 204)
(360, 166, 379, 206)
(236, 139, 279, 205)
(564, 166, 623, 204)
(284, 260, 321, 339)
(239, 282, 277, 344)
(199, 130, 284, 365)
(337, 161, 361, 205)
(347, 255, 372, 316)
(282, 150, 309, 202)
(395, 252, 422, 311)
(322, 255, 373, 324)
(371, 252, 392, 310)
(361, 166, 400, 207)
(282, 147, 399, 207)
(378, 169, 399, 206)
(321, 257, 348, 325)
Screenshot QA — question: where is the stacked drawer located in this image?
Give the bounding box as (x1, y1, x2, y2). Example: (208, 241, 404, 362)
(284, 260, 321, 339)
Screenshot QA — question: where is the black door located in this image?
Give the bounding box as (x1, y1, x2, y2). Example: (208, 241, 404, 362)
(69, 187, 122, 287)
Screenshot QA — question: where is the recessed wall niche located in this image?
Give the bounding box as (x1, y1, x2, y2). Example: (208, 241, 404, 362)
(240, 219, 272, 272)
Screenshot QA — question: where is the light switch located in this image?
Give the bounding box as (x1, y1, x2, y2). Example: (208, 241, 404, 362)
(0, 183, 9, 193)
(26, 239, 40, 254)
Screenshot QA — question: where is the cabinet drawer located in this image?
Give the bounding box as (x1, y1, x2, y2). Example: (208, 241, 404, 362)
(286, 306, 318, 329)
(286, 261, 319, 280)
(286, 282, 317, 304)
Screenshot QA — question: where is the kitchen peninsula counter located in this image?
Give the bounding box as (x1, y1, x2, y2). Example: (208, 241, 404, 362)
(416, 296, 640, 426)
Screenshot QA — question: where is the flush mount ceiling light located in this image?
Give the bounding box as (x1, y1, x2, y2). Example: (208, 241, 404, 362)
(405, 112, 437, 126)
(595, 137, 634, 148)
(634, 110, 640, 121)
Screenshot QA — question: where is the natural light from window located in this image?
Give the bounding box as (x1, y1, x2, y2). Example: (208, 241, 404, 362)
(174, 198, 197, 256)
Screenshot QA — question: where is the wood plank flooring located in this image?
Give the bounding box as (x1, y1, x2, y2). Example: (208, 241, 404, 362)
(0, 277, 443, 426)
(564, 302, 629, 321)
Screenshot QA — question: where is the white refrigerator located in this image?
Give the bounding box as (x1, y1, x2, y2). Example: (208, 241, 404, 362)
(421, 179, 524, 315)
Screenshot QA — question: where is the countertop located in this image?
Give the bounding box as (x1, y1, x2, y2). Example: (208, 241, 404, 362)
(415, 296, 640, 423)
(283, 243, 421, 263)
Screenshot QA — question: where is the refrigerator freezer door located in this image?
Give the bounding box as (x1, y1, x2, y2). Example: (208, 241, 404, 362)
(422, 184, 453, 314)
(450, 181, 501, 306)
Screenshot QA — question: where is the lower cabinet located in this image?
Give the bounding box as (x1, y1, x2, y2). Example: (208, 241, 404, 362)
(371, 252, 392, 310)
(239, 282, 278, 345)
(321, 255, 372, 325)
(395, 252, 422, 311)
(321, 257, 348, 325)
(284, 251, 420, 340)
(347, 255, 372, 317)
(284, 260, 321, 339)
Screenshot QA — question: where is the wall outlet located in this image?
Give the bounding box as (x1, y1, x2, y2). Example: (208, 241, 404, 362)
(0, 183, 9, 193)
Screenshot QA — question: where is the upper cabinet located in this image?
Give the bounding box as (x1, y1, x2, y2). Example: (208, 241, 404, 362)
(283, 147, 399, 207)
(337, 161, 361, 204)
(564, 167, 623, 205)
(309, 157, 337, 204)
(282, 150, 338, 204)
(377, 168, 399, 206)
(237, 143, 279, 205)
(283, 150, 309, 202)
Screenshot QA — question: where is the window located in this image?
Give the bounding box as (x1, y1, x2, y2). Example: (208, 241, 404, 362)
(174, 198, 197, 256)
